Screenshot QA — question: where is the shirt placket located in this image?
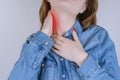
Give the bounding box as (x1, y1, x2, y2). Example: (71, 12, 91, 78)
(60, 32, 71, 80)
(61, 57, 67, 80)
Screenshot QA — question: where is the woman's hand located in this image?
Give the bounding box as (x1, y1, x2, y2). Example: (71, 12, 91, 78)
(41, 11, 53, 37)
(51, 28, 88, 67)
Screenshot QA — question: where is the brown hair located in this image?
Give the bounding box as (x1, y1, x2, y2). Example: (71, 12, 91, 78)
(39, 0, 98, 30)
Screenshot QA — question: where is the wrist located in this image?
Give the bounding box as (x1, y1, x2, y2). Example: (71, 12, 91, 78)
(75, 52, 88, 67)
(41, 29, 51, 37)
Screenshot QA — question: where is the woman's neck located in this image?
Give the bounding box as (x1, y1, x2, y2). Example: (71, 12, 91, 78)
(51, 10, 76, 36)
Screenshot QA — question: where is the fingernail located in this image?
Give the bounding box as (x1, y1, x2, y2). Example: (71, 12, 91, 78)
(73, 28, 76, 32)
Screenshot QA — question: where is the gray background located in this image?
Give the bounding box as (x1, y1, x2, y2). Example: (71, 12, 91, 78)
(0, 0, 120, 80)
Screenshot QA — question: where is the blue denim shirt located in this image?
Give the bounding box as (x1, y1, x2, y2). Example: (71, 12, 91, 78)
(8, 20, 120, 80)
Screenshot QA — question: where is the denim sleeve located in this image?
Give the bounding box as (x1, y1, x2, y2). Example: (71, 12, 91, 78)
(76, 28, 120, 80)
(8, 31, 54, 80)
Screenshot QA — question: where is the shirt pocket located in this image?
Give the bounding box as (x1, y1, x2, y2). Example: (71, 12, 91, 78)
(39, 57, 57, 80)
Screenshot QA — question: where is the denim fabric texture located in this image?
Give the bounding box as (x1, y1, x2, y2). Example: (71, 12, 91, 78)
(8, 20, 120, 80)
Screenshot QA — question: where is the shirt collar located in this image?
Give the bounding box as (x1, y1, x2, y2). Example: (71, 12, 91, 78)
(63, 19, 83, 38)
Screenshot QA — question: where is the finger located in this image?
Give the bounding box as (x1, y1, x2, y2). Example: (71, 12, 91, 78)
(72, 28, 84, 49)
(48, 10, 52, 16)
(53, 42, 61, 50)
(53, 39, 63, 46)
(72, 28, 79, 43)
(42, 10, 52, 30)
(56, 35, 70, 42)
(51, 47, 60, 54)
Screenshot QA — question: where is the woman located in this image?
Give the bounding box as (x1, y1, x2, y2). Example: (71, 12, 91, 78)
(8, 0, 120, 80)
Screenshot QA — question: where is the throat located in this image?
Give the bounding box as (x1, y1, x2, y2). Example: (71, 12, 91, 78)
(51, 10, 76, 36)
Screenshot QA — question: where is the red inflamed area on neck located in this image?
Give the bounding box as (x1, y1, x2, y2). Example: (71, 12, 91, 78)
(51, 11, 59, 35)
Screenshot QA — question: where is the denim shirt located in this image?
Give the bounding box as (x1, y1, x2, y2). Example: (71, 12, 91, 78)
(8, 20, 120, 80)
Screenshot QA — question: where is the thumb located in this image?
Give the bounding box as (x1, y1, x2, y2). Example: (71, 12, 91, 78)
(72, 28, 79, 43)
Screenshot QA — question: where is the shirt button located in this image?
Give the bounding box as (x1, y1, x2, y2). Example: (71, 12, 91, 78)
(60, 58, 64, 61)
(80, 73, 83, 77)
(41, 63, 45, 67)
(45, 41, 48, 45)
(62, 74, 66, 78)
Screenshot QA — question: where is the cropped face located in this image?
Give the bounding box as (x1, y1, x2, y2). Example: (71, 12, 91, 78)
(48, 0, 86, 15)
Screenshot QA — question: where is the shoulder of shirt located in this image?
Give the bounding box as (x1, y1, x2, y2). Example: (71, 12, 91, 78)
(85, 25, 108, 33)
(86, 25, 111, 43)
